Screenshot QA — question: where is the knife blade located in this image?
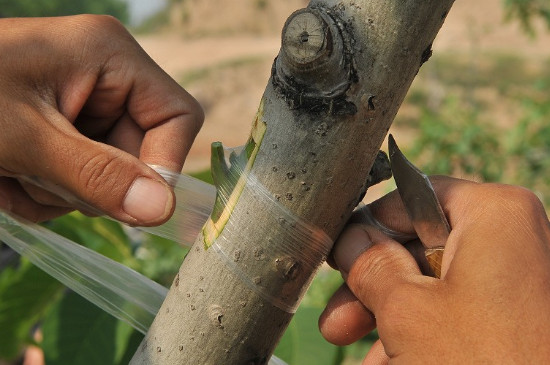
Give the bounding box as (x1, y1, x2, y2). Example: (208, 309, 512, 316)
(388, 135, 450, 278)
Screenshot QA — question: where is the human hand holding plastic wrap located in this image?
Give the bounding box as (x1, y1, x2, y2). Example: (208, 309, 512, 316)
(0, 166, 214, 333)
(0, 161, 320, 365)
(0, 16, 204, 226)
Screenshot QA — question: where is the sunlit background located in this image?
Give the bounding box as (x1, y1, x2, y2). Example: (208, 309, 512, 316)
(0, 1, 549, 364)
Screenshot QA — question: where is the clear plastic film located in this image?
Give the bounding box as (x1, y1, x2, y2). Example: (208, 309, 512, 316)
(6, 141, 334, 358)
(140, 166, 216, 244)
(349, 203, 417, 243)
(204, 142, 333, 313)
(0, 208, 288, 365)
(0, 209, 168, 334)
(19, 142, 334, 313)
(18, 166, 216, 246)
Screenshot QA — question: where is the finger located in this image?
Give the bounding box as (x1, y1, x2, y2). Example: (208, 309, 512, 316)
(18, 180, 74, 208)
(346, 204, 434, 275)
(74, 112, 145, 159)
(11, 116, 175, 226)
(348, 203, 417, 244)
(83, 39, 204, 172)
(319, 283, 375, 346)
(61, 137, 173, 226)
(104, 114, 145, 158)
(130, 75, 204, 172)
(403, 239, 436, 276)
(332, 225, 426, 318)
(56, 16, 203, 173)
(328, 231, 434, 276)
(361, 176, 481, 278)
(331, 224, 374, 277)
(328, 235, 434, 276)
(366, 176, 478, 235)
(363, 339, 389, 365)
(0, 177, 72, 222)
(333, 224, 439, 357)
(356, 191, 416, 236)
(75, 75, 202, 173)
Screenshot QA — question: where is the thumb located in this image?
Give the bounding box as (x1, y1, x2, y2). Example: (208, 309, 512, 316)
(29, 131, 175, 226)
(332, 225, 424, 316)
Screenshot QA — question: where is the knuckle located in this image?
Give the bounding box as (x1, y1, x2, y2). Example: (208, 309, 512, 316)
(353, 244, 395, 282)
(77, 14, 125, 32)
(376, 283, 437, 340)
(191, 99, 205, 130)
(166, 96, 205, 143)
(77, 152, 126, 202)
(483, 184, 544, 216)
(352, 243, 410, 283)
(68, 14, 131, 50)
(348, 243, 412, 300)
(177, 94, 205, 135)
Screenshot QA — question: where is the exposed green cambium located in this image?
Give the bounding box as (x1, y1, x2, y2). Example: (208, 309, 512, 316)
(203, 100, 267, 247)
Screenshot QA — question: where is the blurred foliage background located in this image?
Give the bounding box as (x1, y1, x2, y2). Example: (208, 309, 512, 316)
(0, 0, 128, 22)
(1, 0, 550, 364)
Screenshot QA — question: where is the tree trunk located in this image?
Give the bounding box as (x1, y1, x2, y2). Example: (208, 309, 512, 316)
(131, 0, 455, 363)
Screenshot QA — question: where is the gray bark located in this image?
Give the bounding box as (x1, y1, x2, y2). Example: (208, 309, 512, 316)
(130, 0, 455, 363)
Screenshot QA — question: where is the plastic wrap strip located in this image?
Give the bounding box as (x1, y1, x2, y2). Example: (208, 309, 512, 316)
(140, 166, 216, 244)
(0, 209, 287, 365)
(203, 145, 333, 313)
(350, 203, 417, 243)
(19, 166, 216, 246)
(0, 209, 168, 334)
(17, 144, 334, 312)
(214, 167, 333, 266)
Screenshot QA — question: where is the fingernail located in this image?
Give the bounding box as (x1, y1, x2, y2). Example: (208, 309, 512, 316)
(333, 226, 373, 275)
(0, 191, 12, 211)
(123, 177, 172, 223)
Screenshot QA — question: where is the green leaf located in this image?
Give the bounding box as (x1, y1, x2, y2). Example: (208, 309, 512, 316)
(300, 270, 343, 309)
(274, 306, 341, 365)
(274, 270, 379, 364)
(41, 291, 142, 365)
(190, 169, 214, 185)
(116, 327, 145, 365)
(273, 270, 343, 364)
(0, 259, 63, 360)
(135, 232, 188, 286)
(46, 213, 137, 268)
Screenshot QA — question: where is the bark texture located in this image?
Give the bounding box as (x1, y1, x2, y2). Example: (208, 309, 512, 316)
(131, 0, 455, 363)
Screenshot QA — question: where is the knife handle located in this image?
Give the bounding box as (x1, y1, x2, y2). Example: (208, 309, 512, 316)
(425, 247, 445, 278)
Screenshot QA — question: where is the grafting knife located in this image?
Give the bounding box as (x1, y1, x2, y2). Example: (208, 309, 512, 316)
(388, 135, 450, 278)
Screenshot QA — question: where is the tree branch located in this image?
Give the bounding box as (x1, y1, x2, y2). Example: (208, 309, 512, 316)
(130, 0, 455, 363)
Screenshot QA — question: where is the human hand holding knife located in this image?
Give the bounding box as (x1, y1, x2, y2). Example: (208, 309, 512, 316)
(322, 135, 550, 363)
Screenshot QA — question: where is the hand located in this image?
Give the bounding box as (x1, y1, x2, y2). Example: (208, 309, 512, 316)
(319, 176, 550, 363)
(0, 15, 203, 224)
